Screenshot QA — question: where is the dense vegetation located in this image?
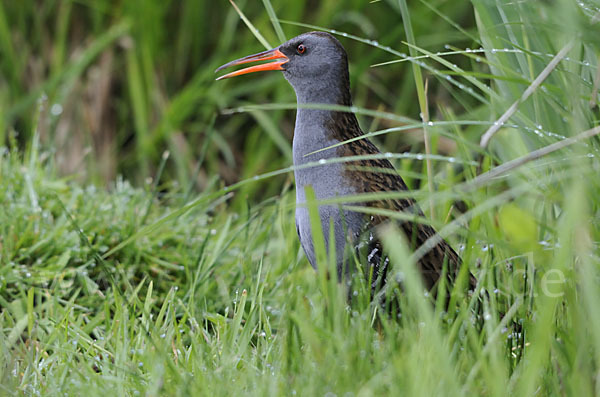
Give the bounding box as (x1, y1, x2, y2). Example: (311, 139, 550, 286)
(1, 0, 600, 395)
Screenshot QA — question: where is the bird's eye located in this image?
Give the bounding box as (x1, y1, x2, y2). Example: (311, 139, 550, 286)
(297, 44, 306, 54)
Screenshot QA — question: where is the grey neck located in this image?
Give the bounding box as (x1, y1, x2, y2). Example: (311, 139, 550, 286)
(292, 106, 338, 167)
(290, 76, 351, 166)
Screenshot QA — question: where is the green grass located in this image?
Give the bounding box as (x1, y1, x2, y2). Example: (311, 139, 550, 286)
(1, 0, 600, 395)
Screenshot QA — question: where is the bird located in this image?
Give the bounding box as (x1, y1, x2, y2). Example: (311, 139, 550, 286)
(216, 31, 474, 296)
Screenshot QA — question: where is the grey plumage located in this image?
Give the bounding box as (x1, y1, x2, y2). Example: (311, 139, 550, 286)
(217, 31, 474, 292)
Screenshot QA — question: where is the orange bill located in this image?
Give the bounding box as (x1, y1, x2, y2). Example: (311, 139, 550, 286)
(215, 48, 288, 80)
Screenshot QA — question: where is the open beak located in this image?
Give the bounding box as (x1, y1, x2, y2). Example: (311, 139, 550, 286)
(215, 48, 288, 80)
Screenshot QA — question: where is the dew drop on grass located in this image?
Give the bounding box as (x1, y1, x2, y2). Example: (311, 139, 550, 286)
(427, 121, 433, 126)
(50, 104, 63, 116)
(318, 159, 327, 164)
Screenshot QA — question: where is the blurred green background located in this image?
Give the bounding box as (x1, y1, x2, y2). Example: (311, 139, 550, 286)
(0, 0, 479, 195)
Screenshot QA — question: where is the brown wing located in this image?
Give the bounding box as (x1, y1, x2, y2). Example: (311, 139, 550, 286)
(327, 112, 474, 291)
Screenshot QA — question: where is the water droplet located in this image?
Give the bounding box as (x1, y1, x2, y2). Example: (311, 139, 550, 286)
(50, 104, 63, 116)
(384, 152, 393, 158)
(318, 159, 327, 164)
(427, 121, 434, 126)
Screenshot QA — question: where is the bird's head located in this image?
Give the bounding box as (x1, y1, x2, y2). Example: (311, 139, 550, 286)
(216, 32, 350, 104)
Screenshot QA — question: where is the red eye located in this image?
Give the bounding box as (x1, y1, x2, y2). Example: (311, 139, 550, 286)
(297, 44, 306, 54)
